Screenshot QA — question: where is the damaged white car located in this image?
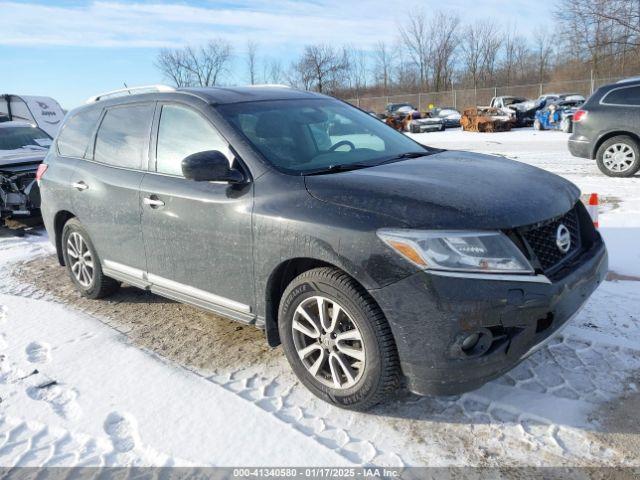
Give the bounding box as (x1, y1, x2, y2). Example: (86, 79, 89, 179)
(0, 121, 51, 224)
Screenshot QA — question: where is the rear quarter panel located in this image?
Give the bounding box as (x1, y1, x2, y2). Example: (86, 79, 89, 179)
(40, 153, 80, 246)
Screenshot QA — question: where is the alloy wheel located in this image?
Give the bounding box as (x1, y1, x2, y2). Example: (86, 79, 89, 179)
(603, 143, 636, 173)
(291, 296, 365, 389)
(67, 231, 94, 287)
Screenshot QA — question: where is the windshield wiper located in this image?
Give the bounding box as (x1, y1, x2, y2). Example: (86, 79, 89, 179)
(304, 151, 432, 175)
(304, 163, 373, 175)
(381, 151, 429, 162)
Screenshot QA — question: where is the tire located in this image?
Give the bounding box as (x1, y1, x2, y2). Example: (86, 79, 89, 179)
(596, 135, 640, 178)
(278, 267, 400, 410)
(533, 119, 544, 131)
(61, 218, 120, 299)
(561, 117, 572, 133)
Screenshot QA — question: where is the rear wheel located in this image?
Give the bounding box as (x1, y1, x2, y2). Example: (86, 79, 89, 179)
(561, 117, 572, 133)
(596, 135, 640, 177)
(61, 218, 120, 299)
(278, 267, 400, 410)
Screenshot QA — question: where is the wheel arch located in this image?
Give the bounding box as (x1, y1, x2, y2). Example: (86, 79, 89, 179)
(53, 210, 76, 266)
(264, 257, 371, 347)
(593, 130, 640, 159)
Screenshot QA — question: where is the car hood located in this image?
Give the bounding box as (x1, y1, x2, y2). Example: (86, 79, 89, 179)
(0, 150, 47, 168)
(304, 150, 580, 229)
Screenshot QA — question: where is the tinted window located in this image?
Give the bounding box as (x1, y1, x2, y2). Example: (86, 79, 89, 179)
(57, 108, 101, 158)
(603, 86, 640, 106)
(94, 104, 154, 169)
(156, 105, 228, 176)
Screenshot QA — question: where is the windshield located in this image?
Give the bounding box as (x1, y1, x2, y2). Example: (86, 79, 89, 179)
(217, 99, 430, 174)
(0, 126, 52, 152)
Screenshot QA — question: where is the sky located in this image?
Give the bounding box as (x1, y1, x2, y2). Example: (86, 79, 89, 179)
(0, 0, 555, 109)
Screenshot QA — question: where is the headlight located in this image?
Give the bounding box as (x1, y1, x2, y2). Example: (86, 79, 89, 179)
(377, 229, 534, 274)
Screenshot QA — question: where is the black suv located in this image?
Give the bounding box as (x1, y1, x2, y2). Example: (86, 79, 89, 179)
(40, 85, 607, 410)
(569, 78, 640, 177)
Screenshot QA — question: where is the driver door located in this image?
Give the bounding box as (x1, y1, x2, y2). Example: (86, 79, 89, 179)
(140, 102, 255, 320)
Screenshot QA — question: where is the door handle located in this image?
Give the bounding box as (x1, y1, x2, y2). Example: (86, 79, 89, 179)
(72, 181, 88, 191)
(143, 196, 165, 208)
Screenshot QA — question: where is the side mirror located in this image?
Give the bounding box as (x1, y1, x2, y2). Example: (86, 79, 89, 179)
(181, 150, 245, 183)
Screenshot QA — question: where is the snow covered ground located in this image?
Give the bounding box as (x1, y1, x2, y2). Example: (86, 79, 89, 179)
(0, 127, 638, 467)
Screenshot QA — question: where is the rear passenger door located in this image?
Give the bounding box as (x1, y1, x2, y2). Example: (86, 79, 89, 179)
(70, 102, 155, 275)
(139, 102, 255, 320)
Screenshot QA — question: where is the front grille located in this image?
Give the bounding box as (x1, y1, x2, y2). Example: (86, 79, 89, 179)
(520, 207, 582, 273)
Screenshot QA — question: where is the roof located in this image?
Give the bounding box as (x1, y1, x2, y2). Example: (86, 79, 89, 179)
(616, 76, 640, 84)
(0, 120, 37, 129)
(178, 85, 323, 104)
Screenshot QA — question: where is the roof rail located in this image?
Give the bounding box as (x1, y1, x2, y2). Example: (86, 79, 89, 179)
(247, 84, 291, 88)
(86, 84, 176, 103)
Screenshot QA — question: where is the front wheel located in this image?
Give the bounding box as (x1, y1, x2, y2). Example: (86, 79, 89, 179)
(533, 119, 544, 131)
(61, 218, 120, 299)
(596, 135, 640, 177)
(278, 268, 400, 410)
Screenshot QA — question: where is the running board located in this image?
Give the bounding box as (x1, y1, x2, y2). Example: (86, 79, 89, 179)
(102, 260, 257, 325)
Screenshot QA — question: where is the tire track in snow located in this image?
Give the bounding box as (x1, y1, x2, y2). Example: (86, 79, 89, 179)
(2, 241, 639, 466)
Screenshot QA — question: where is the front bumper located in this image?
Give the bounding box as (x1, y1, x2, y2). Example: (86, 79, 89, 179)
(369, 238, 608, 396)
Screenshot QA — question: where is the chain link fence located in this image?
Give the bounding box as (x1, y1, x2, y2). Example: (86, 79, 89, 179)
(345, 74, 639, 113)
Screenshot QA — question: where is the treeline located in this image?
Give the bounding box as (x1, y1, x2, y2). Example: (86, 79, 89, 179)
(155, 0, 640, 97)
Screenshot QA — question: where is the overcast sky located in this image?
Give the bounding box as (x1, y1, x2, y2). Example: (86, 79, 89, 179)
(0, 0, 555, 109)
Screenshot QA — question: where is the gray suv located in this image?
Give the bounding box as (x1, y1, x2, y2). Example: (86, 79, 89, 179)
(569, 78, 640, 177)
(40, 85, 607, 410)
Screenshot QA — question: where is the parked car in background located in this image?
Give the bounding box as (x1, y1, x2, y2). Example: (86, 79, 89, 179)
(489, 96, 536, 127)
(569, 79, 640, 177)
(385, 102, 416, 116)
(431, 107, 462, 128)
(0, 94, 65, 138)
(535, 93, 585, 108)
(40, 85, 607, 410)
(0, 121, 51, 223)
(534, 97, 585, 133)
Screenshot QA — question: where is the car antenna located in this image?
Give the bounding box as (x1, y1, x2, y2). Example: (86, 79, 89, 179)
(123, 82, 132, 95)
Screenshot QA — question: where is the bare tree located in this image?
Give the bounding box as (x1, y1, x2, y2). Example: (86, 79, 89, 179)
(532, 27, 555, 82)
(343, 46, 368, 96)
(501, 28, 527, 85)
(156, 48, 192, 87)
(460, 21, 484, 88)
(399, 9, 430, 87)
(554, 0, 640, 77)
(263, 58, 284, 84)
(373, 41, 394, 93)
(156, 39, 233, 87)
(428, 12, 460, 91)
(291, 44, 348, 93)
(246, 40, 258, 85)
